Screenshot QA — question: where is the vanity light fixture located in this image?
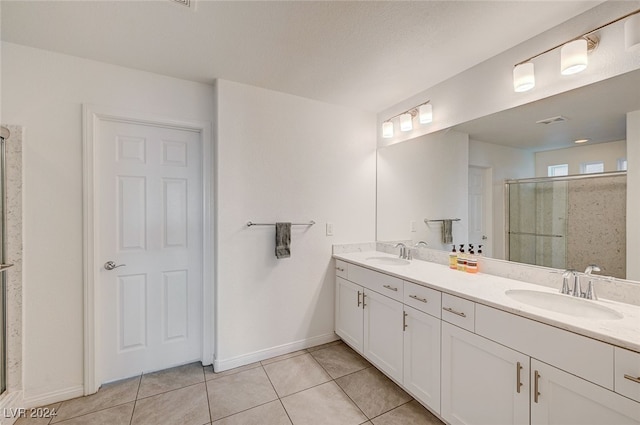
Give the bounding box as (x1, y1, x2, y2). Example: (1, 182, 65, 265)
(381, 101, 432, 138)
(512, 8, 640, 92)
(400, 112, 413, 131)
(626, 13, 640, 50)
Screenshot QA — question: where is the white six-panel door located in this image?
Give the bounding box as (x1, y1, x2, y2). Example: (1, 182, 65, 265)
(97, 119, 202, 383)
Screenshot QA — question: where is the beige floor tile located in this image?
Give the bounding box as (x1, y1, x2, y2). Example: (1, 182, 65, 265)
(260, 350, 308, 366)
(55, 403, 134, 425)
(205, 362, 262, 381)
(52, 376, 140, 423)
(306, 340, 343, 353)
(138, 362, 204, 399)
(131, 383, 210, 425)
(335, 368, 411, 419)
(207, 366, 278, 421)
(371, 400, 444, 425)
(263, 353, 331, 397)
(212, 400, 291, 425)
(310, 343, 371, 379)
(14, 403, 61, 425)
(281, 381, 367, 425)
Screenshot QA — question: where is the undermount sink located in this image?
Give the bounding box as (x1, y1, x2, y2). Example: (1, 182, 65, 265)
(365, 256, 410, 266)
(505, 289, 623, 320)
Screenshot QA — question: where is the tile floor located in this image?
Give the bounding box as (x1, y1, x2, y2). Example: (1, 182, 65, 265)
(15, 340, 445, 425)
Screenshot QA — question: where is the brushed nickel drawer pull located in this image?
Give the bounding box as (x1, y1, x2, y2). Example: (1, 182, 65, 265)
(442, 306, 466, 317)
(516, 362, 523, 393)
(403, 311, 408, 331)
(624, 374, 640, 384)
(336, 267, 345, 272)
(357, 291, 362, 307)
(534, 370, 541, 403)
(383, 284, 398, 292)
(409, 294, 428, 303)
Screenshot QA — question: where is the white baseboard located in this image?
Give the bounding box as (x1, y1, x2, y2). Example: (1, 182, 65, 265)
(214, 332, 339, 372)
(21, 385, 84, 409)
(0, 391, 23, 425)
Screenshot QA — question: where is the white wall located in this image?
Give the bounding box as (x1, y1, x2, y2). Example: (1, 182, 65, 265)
(534, 140, 626, 177)
(1, 42, 216, 404)
(469, 140, 535, 259)
(215, 79, 375, 369)
(377, 131, 469, 250)
(378, 1, 640, 146)
(628, 110, 640, 281)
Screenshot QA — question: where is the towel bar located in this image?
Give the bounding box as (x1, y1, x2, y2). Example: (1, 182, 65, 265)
(247, 221, 316, 227)
(425, 218, 461, 223)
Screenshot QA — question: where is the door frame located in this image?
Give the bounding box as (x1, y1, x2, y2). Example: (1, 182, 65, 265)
(82, 104, 214, 394)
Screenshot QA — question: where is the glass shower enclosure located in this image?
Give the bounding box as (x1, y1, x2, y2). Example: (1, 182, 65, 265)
(506, 172, 627, 278)
(0, 126, 11, 394)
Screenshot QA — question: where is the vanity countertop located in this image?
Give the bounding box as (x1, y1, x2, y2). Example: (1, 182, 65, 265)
(333, 251, 640, 353)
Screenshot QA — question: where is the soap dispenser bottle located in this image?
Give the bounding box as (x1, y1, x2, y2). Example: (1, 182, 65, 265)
(466, 244, 478, 274)
(457, 244, 466, 271)
(449, 245, 457, 270)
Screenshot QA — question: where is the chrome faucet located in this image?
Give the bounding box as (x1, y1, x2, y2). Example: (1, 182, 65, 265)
(414, 241, 428, 248)
(394, 243, 408, 260)
(560, 269, 576, 295)
(583, 264, 602, 300)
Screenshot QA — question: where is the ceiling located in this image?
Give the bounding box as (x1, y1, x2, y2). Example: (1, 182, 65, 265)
(454, 68, 640, 152)
(1, 1, 602, 112)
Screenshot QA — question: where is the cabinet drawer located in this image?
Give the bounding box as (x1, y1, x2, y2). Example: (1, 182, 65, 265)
(348, 264, 403, 302)
(335, 260, 348, 279)
(441, 293, 475, 332)
(403, 281, 441, 318)
(615, 347, 640, 402)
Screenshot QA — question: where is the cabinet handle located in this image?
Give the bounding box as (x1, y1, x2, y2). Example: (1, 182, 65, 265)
(336, 267, 345, 272)
(403, 311, 408, 331)
(409, 294, 428, 303)
(516, 362, 523, 394)
(357, 291, 362, 307)
(383, 284, 398, 292)
(442, 306, 466, 318)
(362, 293, 366, 308)
(624, 374, 640, 384)
(534, 370, 541, 403)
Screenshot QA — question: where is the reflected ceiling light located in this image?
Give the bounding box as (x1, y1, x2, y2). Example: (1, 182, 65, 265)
(380, 101, 431, 138)
(382, 121, 394, 138)
(400, 113, 413, 131)
(513, 62, 535, 92)
(512, 8, 640, 92)
(419, 103, 433, 124)
(574, 139, 589, 144)
(625, 13, 640, 50)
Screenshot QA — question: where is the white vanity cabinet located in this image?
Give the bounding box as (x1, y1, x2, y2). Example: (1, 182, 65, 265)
(335, 276, 364, 352)
(363, 288, 404, 382)
(531, 359, 640, 425)
(441, 321, 530, 425)
(403, 305, 441, 413)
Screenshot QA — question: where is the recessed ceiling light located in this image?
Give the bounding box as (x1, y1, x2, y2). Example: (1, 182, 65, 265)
(574, 139, 589, 144)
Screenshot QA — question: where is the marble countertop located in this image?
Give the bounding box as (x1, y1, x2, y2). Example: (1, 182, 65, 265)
(334, 251, 640, 353)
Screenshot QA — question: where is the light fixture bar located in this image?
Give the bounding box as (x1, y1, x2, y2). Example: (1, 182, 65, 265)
(384, 101, 430, 123)
(515, 8, 640, 66)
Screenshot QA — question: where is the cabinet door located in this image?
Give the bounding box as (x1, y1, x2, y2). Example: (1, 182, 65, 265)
(335, 277, 364, 352)
(363, 289, 404, 382)
(442, 322, 530, 425)
(531, 359, 640, 425)
(403, 305, 441, 414)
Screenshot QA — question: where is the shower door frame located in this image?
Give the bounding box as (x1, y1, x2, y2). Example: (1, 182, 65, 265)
(82, 105, 214, 394)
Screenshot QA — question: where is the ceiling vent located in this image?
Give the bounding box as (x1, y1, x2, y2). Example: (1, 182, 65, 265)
(170, 0, 191, 8)
(535, 115, 568, 125)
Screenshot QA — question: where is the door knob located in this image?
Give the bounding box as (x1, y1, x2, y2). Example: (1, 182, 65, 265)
(482, 235, 488, 240)
(104, 261, 126, 271)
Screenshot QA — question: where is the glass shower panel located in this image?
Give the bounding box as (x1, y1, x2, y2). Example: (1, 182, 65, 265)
(508, 180, 568, 269)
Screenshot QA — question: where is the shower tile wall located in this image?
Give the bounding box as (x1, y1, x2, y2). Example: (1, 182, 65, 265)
(3, 124, 23, 392)
(567, 175, 626, 279)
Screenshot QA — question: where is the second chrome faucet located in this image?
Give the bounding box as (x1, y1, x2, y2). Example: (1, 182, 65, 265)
(561, 265, 602, 300)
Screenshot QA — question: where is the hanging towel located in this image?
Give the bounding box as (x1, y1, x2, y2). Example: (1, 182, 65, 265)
(442, 219, 453, 244)
(275, 222, 292, 259)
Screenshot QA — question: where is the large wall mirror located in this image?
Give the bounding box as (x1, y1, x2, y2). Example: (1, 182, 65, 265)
(377, 69, 640, 281)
